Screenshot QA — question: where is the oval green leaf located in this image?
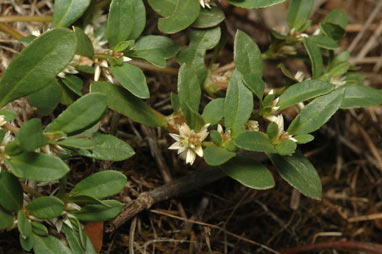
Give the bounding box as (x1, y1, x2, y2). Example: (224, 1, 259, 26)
(234, 30, 263, 77)
(91, 82, 163, 127)
(33, 235, 72, 254)
(147, 0, 176, 16)
(71, 200, 123, 222)
(45, 93, 107, 135)
(28, 79, 62, 115)
(221, 157, 275, 190)
(129, 35, 180, 68)
(17, 118, 48, 152)
(0, 171, 23, 212)
(234, 131, 276, 154)
(17, 210, 32, 238)
(7, 152, 70, 181)
(52, 0, 91, 27)
(269, 152, 322, 200)
(303, 37, 323, 79)
(106, 0, 134, 48)
(202, 98, 224, 125)
(27, 196, 64, 219)
(0, 207, 14, 229)
(277, 80, 335, 110)
(192, 7, 225, 28)
(111, 63, 149, 99)
(228, 0, 286, 8)
(204, 146, 236, 166)
(341, 85, 382, 109)
(287, 0, 314, 31)
(288, 88, 344, 135)
(31, 222, 49, 236)
(224, 70, 253, 137)
(0, 28, 76, 107)
(70, 170, 127, 199)
(158, 0, 200, 34)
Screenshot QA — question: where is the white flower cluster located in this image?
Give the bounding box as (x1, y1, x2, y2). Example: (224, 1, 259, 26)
(169, 123, 209, 165)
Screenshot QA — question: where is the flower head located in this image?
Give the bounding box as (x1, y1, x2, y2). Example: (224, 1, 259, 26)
(245, 120, 259, 132)
(169, 123, 209, 165)
(268, 114, 297, 143)
(199, 0, 212, 8)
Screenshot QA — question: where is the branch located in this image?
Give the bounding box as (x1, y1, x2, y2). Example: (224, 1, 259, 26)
(278, 241, 382, 254)
(105, 167, 225, 232)
(0, 16, 52, 23)
(0, 22, 25, 40)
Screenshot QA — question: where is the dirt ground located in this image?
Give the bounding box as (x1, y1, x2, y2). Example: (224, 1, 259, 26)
(1, 0, 382, 253)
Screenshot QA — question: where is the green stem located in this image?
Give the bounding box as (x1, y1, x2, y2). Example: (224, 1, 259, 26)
(0, 16, 52, 23)
(0, 22, 24, 40)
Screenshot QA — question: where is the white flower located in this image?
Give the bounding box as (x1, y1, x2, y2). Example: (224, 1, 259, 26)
(0, 115, 6, 127)
(94, 59, 113, 82)
(330, 76, 346, 87)
(199, 0, 212, 8)
(169, 123, 210, 165)
(294, 71, 305, 82)
(269, 114, 297, 143)
(246, 120, 259, 131)
(268, 90, 280, 113)
(84, 25, 107, 53)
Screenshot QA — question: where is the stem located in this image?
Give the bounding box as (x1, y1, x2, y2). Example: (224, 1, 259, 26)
(21, 182, 42, 197)
(0, 16, 52, 23)
(2, 123, 19, 133)
(0, 22, 25, 40)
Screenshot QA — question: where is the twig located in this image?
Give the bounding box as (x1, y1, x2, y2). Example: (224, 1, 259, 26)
(129, 217, 137, 254)
(278, 241, 382, 254)
(3, 123, 19, 133)
(347, 1, 382, 53)
(150, 209, 280, 254)
(0, 16, 52, 23)
(0, 22, 25, 40)
(105, 167, 226, 233)
(354, 20, 382, 62)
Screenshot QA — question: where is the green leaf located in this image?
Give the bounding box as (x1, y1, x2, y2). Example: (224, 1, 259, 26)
(33, 235, 72, 254)
(52, 0, 91, 27)
(70, 170, 127, 199)
(106, 0, 134, 48)
(294, 134, 314, 144)
(234, 30, 263, 77)
(110, 63, 149, 99)
(28, 79, 62, 115)
(128, 0, 146, 40)
(242, 74, 265, 100)
(341, 86, 382, 108)
(63, 225, 84, 254)
(0, 28, 76, 107)
(234, 131, 276, 153)
(309, 35, 338, 50)
(192, 7, 225, 28)
(53, 137, 96, 149)
(224, 70, 253, 137)
(7, 152, 70, 181)
(129, 36, 180, 68)
(0, 109, 17, 122)
(45, 93, 106, 135)
(204, 146, 235, 166)
(17, 118, 48, 152)
(177, 64, 201, 126)
(158, 0, 200, 34)
(288, 88, 344, 135)
(0, 171, 23, 212)
(276, 140, 297, 155)
(66, 195, 110, 207)
(91, 82, 163, 127)
(303, 37, 323, 79)
(19, 234, 34, 251)
(177, 27, 221, 83)
(147, 0, 176, 16)
(17, 210, 32, 238)
(228, 0, 286, 9)
(73, 27, 94, 58)
(287, 0, 314, 31)
(61, 75, 83, 96)
(77, 133, 135, 161)
(26, 196, 64, 219)
(0, 207, 13, 229)
(321, 9, 347, 40)
(72, 200, 123, 222)
(202, 98, 224, 125)
(277, 80, 335, 110)
(221, 157, 275, 189)
(269, 152, 322, 200)
(31, 222, 49, 236)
